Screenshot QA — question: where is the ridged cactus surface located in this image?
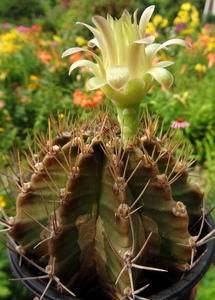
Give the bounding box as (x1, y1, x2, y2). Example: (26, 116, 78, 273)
(8, 113, 203, 300)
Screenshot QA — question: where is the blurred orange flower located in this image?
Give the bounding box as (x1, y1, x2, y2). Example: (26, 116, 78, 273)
(73, 89, 104, 108)
(92, 90, 105, 103)
(69, 52, 82, 63)
(38, 50, 53, 65)
(199, 34, 210, 45)
(180, 64, 187, 74)
(84, 52, 92, 59)
(31, 24, 42, 31)
(185, 36, 193, 48)
(207, 53, 215, 68)
(21, 97, 29, 102)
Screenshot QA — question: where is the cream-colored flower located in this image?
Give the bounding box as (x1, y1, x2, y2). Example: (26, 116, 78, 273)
(62, 6, 189, 143)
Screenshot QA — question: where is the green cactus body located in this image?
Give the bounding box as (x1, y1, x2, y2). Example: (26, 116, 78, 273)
(8, 113, 203, 300)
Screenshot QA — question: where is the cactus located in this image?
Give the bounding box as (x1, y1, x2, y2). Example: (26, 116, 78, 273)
(0, 5, 213, 300)
(3, 111, 204, 300)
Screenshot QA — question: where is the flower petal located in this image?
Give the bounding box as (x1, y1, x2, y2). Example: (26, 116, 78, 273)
(132, 9, 142, 40)
(69, 60, 99, 76)
(135, 36, 155, 45)
(92, 15, 118, 67)
(62, 47, 106, 76)
(88, 38, 99, 48)
(124, 78, 146, 103)
(160, 38, 190, 49)
(145, 67, 174, 87)
(146, 39, 190, 60)
(111, 79, 146, 106)
(145, 43, 168, 66)
(154, 61, 174, 68)
(76, 22, 109, 65)
(139, 5, 155, 38)
(106, 66, 130, 91)
(128, 42, 145, 78)
(88, 77, 107, 90)
(129, 36, 156, 78)
(145, 38, 190, 66)
(112, 91, 130, 106)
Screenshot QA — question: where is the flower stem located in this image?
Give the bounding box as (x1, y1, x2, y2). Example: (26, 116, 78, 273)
(115, 103, 140, 146)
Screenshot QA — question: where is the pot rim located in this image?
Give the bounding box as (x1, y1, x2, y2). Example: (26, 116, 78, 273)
(7, 214, 215, 300)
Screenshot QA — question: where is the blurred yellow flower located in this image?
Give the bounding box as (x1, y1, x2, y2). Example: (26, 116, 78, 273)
(0, 128, 4, 132)
(0, 29, 24, 55)
(173, 3, 199, 28)
(0, 196, 6, 211)
(27, 83, 37, 90)
(53, 35, 61, 42)
(190, 9, 199, 26)
(207, 39, 215, 51)
(183, 91, 189, 99)
(153, 14, 163, 26)
(58, 113, 65, 118)
(173, 17, 180, 25)
(191, 10, 199, 18)
(146, 22, 158, 38)
(76, 37, 87, 46)
(181, 3, 192, 11)
(178, 10, 190, 23)
(161, 19, 168, 28)
(150, 14, 168, 29)
(195, 63, 207, 72)
(191, 19, 199, 26)
(0, 71, 8, 80)
(30, 75, 39, 81)
(5, 116, 11, 121)
(181, 28, 195, 34)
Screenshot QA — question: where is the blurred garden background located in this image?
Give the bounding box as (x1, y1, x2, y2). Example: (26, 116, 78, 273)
(0, 0, 215, 299)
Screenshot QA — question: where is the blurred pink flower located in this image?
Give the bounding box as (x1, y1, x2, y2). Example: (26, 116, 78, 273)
(15, 25, 31, 32)
(0, 101, 5, 108)
(171, 118, 190, 128)
(175, 22, 186, 32)
(2, 22, 11, 28)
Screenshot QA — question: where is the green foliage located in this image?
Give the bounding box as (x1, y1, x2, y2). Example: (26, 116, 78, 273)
(196, 264, 215, 300)
(0, 0, 54, 26)
(0, 242, 32, 300)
